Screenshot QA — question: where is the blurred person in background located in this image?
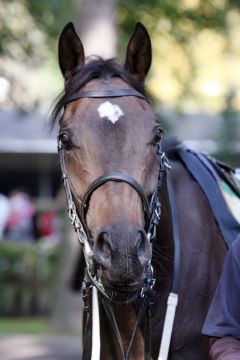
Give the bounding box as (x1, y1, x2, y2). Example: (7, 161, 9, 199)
(33, 209, 61, 246)
(4, 189, 35, 242)
(0, 193, 10, 240)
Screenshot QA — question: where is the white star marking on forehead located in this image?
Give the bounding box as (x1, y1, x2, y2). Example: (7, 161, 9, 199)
(97, 101, 124, 124)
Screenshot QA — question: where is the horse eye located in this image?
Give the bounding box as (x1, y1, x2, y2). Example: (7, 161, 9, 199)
(59, 133, 73, 150)
(152, 127, 163, 145)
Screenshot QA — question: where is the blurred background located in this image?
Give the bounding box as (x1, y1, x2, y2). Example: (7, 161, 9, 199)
(0, 0, 240, 358)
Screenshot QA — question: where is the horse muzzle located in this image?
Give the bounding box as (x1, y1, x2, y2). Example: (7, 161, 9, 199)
(93, 224, 152, 292)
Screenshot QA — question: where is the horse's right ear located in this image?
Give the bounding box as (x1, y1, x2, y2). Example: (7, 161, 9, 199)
(58, 22, 85, 79)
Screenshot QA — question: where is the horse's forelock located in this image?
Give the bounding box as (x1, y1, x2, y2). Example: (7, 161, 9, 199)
(51, 57, 146, 127)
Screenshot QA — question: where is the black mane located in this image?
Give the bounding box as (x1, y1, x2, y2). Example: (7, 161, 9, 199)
(51, 57, 146, 126)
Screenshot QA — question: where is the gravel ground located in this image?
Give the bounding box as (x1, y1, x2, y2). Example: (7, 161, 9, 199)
(0, 334, 82, 360)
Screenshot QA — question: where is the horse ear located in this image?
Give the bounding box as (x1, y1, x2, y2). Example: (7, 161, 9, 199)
(58, 22, 85, 79)
(124, 22, 152, 82)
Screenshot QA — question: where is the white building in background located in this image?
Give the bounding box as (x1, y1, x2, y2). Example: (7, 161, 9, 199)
(0, 108, 59, 198)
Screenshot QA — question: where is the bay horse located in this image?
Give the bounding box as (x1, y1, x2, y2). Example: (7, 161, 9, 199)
(52, 22, 227, 360)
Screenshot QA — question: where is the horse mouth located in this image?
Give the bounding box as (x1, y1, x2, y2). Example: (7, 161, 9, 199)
(102, 279, 143, 302)
(104, 286, 141, 302)
(96, 267, 145, 301)
(108, 283, 141, 292)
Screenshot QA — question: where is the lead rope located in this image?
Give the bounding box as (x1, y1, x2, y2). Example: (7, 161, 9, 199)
(91, 287, 100, 360)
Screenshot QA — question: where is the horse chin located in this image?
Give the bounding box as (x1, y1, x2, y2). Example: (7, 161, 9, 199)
(104, 284, 142, 302)
(99, 272, 143, 301)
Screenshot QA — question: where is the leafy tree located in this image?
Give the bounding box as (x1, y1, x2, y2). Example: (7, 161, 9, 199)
(26, 0, 75, 51)
(118, 0, 240, 111)
(1, 0, 240, 111)
(0, 0, 74, 110)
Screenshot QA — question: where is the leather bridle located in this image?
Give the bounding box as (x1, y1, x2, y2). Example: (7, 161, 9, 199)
(57, 87, 170, 359)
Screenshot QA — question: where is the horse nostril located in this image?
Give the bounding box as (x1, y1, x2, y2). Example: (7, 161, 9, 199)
(136, 231, 150, 266)
(94, 231, 112, 265)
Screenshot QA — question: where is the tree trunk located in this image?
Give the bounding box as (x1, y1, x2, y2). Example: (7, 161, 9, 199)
(73, 0, 117, 58)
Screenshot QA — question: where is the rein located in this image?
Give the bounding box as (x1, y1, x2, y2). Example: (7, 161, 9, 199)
(57, 87, 170, 360)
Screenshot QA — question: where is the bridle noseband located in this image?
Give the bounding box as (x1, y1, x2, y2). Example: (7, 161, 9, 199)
(57, 87, 170, 360)
(81, 172, 150, 221)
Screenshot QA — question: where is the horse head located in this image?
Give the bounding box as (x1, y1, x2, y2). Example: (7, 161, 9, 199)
(54, 22, 163, 296)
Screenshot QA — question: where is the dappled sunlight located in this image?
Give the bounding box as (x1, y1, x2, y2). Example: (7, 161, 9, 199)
(118, 1, 240, 113)
(148, 18, 240, 112)
(1, 0, 240, 113)
(180, 0, 200, 11)
(0, 0, 62, 111)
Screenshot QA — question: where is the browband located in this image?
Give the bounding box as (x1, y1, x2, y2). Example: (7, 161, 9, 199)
(66, 88, 149, 104)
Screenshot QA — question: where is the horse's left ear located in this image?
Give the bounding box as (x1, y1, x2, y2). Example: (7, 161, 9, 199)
(58, 22, 85, 80)
(124, 22, 152, 82)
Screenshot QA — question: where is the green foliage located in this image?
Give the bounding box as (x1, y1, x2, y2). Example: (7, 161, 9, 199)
(0, 0, 74, 59)
(0, 1, 46, 61)
(117, 0, 240, 112)
(118, 0, 240, 36)
(117, 0, 240, 61)
(26, 0, 75, 52)
(1, 0, 240, 111)
(0, 0, 74, 109)
(0, 242, 59, 316)
(0, 317, 51, 334)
